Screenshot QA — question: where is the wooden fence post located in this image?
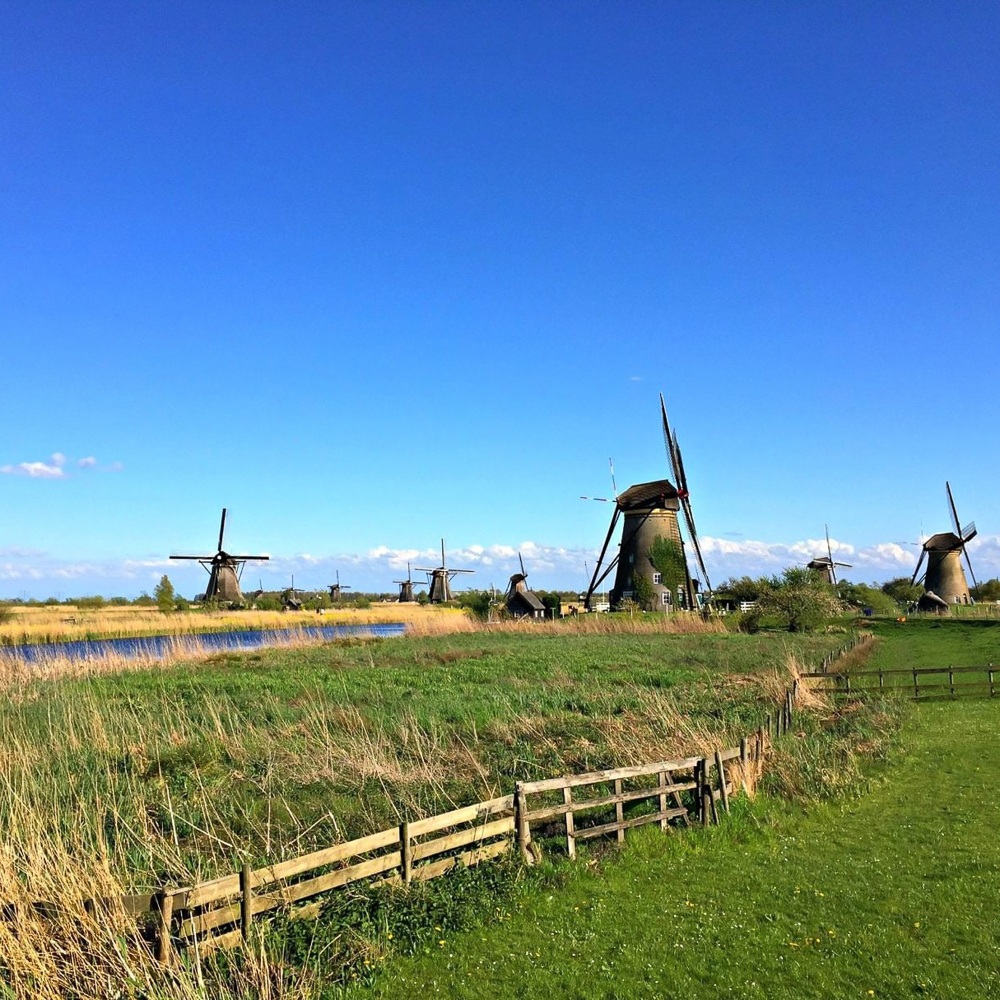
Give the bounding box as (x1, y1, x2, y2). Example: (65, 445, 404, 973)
(563, 785, 576, 859)
(989, 664, 995, 698)
(240, 864, 253, 942)
(695, 759, 708, 826)
(739, 737, 748, 793)
(714, 750, 729, 814)
(949, 666, 955, 699)
(514, 783, 532, 863)
(614, 778, 625, 843)
(399, 821, 412, 884)
(657, 770, 669, 831)
(913, 668, 919, 700)
(155, 888, 175, 964)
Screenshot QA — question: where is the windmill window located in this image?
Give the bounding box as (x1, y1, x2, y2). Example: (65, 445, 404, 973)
(628, 554, 634, 565)
(661, 592, 671, 605)
(652, 572, 662, 585)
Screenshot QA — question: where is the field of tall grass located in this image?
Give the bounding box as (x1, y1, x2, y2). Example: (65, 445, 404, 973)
(0, 602, 475, 646)
(0, 622, 853, 998)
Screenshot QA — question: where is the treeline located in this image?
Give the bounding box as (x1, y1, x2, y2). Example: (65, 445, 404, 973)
(714, 568, 1000, 633)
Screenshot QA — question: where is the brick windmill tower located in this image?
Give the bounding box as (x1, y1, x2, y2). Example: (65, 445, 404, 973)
(911, 482, 978, 610)
(415, 539, 474, 603)
(328, 571, 352, 602)
(807, 526, 852, 585)
(584, 396, 711, 611)
(170, 508, 269, 606)
(394, 562, 417, 603)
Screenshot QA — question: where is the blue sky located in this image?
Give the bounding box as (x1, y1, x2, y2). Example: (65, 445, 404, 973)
(2, 2, 998, 598)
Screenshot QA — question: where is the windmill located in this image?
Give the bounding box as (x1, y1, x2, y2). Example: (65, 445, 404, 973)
(283, 574, 303, 611)
(328, 570, 352, 603)
(584, 395, 710, 611)
(911, 482, 978, 609)
(806, 526, 853, 585)
(170, 508, 268, 606)
(394, 562, 418, 603)
(505, 552, 546, 619)
(414, 539, 474, 603)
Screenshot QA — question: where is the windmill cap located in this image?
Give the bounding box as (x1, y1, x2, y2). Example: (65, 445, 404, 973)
(616, 479, 680, 511)
(923, 531, 969, 551)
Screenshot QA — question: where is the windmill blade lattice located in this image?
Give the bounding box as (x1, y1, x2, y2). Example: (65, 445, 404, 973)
(660, 394, 712, 595)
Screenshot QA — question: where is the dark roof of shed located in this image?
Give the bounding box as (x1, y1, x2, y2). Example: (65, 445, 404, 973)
(508, 590, 546, 612)
(616, 479, 679, 511)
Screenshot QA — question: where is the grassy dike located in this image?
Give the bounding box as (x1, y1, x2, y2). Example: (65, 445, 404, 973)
(349, 629, 1000, 999)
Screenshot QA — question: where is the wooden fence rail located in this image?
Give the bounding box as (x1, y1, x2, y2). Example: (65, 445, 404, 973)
(803, 664, 997, 700)
(166, 794, 516, 956)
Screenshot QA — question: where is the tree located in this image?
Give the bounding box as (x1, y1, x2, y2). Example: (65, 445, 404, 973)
(971, 578, 1000, 602)
(881, 577, 923, 605)
(837, 581, 898, 616)
(154, 575, 176, 615)
(715, 576, 768, 603)
(745, 567, 840, 633)
(629, 572, 656, 611)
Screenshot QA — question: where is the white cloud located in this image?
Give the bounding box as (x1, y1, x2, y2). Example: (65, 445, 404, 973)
(0, 452, 121, 478)
(1, 460, 67, 478)
(4, 534, 1000, 601)
(700, 534, 920, 581)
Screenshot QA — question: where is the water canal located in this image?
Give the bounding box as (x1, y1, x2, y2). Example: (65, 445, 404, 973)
(1, 623, 407, 665)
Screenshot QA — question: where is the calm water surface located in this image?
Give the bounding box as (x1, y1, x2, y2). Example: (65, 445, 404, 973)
(3, 623, 406, 664)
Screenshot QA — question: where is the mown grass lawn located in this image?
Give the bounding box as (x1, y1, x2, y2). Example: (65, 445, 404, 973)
(354, 698, 1000, 999)
(866, 616, 1000, 669)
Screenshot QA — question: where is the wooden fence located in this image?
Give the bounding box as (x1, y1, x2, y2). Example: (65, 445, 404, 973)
(8, 635, 872, 963)
(817, 631, 870, 673)
(141, 722, 782, 960)
(804, 664, 998, 701)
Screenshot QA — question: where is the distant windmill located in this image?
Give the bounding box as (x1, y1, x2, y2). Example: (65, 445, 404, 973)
(328, 570, 352, 602)
(414, 539, 474, 603)
(505, 552, 546, 619)
(583, 396, 710, 611)
(283, 574, 303, 611)
(394, 562, 417, 603)
(170, 508, 268, 606)
(911, 482, 978, 610)
(806, 526, 853, 585)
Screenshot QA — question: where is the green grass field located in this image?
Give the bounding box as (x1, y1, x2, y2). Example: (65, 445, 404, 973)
(0, 626, 841, 891)
(6, 616, 997, 999)
(352, 696, 1000, 999)
(866, 616, 1000, 669)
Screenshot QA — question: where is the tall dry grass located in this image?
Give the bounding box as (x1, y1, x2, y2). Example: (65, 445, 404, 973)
(480, 612, 727, 636)
(0, 603, 471, 646)
(0, 792, 314, 998)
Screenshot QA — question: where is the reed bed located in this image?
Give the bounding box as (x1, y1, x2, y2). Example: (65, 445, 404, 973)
(0, 603, 470, 646)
